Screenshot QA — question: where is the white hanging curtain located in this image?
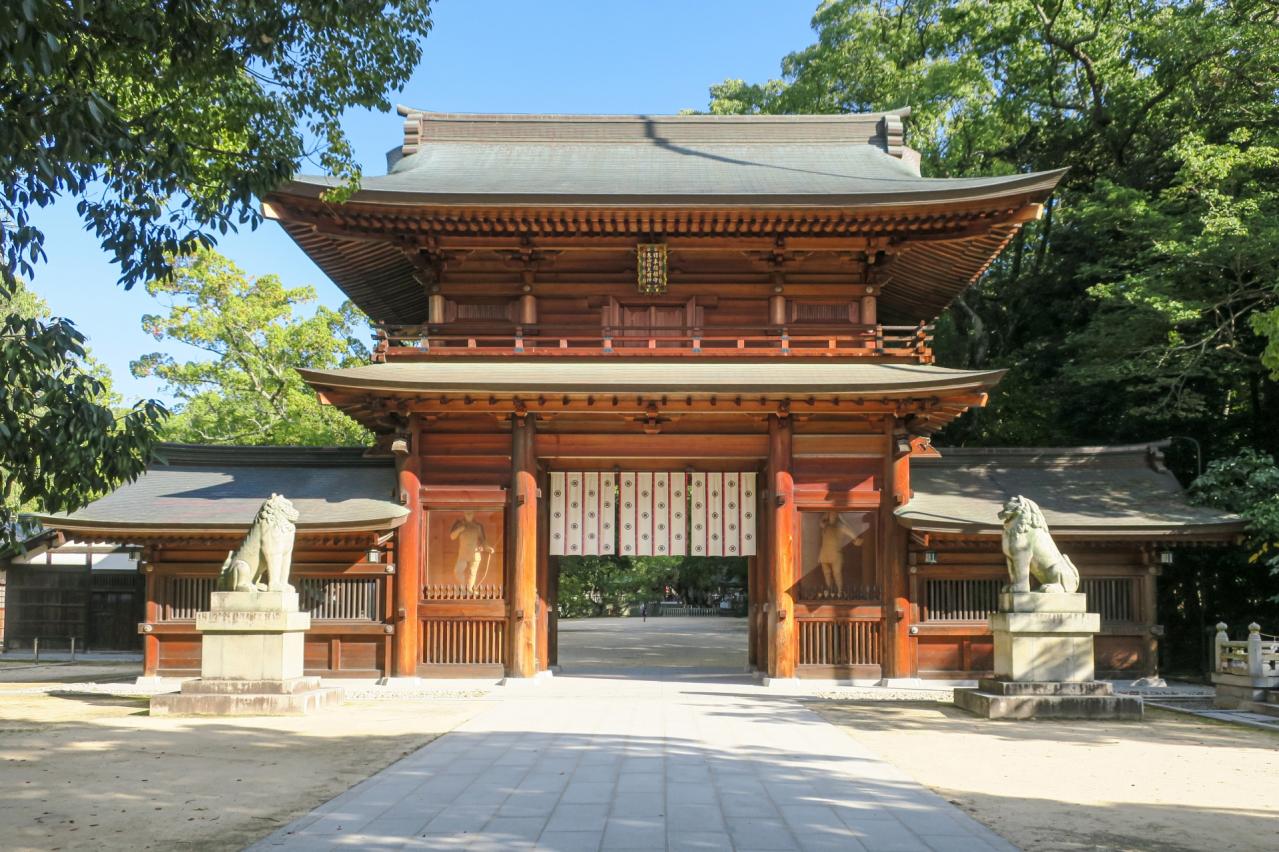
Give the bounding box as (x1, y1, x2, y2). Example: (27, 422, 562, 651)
(689, 472, 757, 556)
(548, 472, 615, 556)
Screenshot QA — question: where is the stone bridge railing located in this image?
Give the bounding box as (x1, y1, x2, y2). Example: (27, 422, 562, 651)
(1214, 622, 1279, 679)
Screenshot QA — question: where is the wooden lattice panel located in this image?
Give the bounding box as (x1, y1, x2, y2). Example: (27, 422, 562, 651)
(548, 472, 616, 556)
(689, 473, 757, 556)
(618, 472, 687, 556)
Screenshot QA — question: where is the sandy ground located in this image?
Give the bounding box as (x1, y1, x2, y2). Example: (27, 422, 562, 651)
(4, 624, 1277, 851)
(815, 701, 1279, 852)
(0, 686, 483, 852)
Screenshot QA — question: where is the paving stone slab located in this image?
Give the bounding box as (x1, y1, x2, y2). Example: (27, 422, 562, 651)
(249, 668, 1015, 852)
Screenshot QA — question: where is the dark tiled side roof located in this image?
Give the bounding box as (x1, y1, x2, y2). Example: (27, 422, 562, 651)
(36, 444, 406, 534)
(898, 443, 1243, 538)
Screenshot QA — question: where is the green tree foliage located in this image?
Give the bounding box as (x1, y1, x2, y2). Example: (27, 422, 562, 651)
(1, 280, 166, 551)
(2, 0, 433, 290)
(131, 249, 371, 445)
(1, 1, 430, 547)
(709, 0, 1279, 668)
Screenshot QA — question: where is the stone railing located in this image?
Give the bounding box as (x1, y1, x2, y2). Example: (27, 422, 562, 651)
(1213, 622, 1279, 678)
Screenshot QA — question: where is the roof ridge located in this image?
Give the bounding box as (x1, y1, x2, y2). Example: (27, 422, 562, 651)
(394, 106, 913, 121)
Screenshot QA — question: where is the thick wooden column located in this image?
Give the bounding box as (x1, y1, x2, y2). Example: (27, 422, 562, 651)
(393, 428, 423, 678)
(881, 422, 912, 679)
(768, 414, 797, 679)
(536, 468, 550, 672)
(1141, 546, 1161, 676)
(141, 545, 158, 676)
(509, 413, 538, 678)
(746, 555, 758, 669)
(548, 557, 560, 668)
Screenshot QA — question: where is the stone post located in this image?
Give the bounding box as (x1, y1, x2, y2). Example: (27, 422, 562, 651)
(1213, 622, 1229, 674)
(1247, 623, 1263, 679)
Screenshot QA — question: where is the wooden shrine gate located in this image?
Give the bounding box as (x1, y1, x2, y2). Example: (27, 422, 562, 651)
(410, 424, 893, 684)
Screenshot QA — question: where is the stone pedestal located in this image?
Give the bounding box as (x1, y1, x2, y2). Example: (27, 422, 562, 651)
(151, 590, 342, 716)
(955, 592, 1142, 720)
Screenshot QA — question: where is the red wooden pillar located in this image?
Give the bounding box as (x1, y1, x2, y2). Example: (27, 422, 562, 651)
(746, 555, 758, 669)
(393, 425, 423, 678)
(141, 545, 158, 676)
(509, 413, 538, 678)
(535, 467, 550, 672)
(881, 421, 912, 679)
(768, 413, 797, 679)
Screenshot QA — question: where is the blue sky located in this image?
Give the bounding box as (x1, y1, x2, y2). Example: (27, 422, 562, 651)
(26, 0, 819, 404)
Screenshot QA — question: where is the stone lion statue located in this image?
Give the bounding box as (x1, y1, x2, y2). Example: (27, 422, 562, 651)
(217, 494, 300, 593)
(998, 495, 1080, 594)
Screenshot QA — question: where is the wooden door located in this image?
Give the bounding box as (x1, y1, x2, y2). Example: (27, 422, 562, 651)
(618, 304, 687, 347)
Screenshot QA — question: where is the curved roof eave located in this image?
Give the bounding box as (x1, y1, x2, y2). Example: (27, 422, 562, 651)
(893, 513, 1246, 539)
(33, 512, 409, 536)
(269, 168, 1067, 211)
(296, 362, 1006, 397)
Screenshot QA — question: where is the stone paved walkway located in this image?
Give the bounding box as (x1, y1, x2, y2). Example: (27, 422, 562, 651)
(251, 671, 1014, 851)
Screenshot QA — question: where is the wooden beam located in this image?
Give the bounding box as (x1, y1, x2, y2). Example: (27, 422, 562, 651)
(508, 414, 539, 678)
(534, 433, 768, 459)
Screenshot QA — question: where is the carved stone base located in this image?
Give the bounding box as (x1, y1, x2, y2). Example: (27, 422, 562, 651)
(992, 592, 1099, 682)
(954, 678, 1143, 720)
(150, 588, 340, 716)
(955, 591, 1142, 719)
(150, 676, 342, 716)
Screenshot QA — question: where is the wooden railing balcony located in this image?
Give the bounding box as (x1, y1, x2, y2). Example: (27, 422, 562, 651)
(372, 323, 934, 362)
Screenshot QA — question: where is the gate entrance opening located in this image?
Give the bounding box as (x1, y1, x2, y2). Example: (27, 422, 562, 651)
(550, 554, 748, 679)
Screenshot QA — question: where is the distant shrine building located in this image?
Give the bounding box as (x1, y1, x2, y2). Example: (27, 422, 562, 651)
(39, 109, 1241, 681)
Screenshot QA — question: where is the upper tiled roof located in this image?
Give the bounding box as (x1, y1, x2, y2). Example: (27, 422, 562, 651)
(898, 443, 1243, 538)
(36, 444, 407, 535)
(276, 109, 1065, 206)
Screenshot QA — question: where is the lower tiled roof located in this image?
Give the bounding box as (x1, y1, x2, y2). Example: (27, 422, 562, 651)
(899, 443, 1243, 538)
(36, 444, 407, 534)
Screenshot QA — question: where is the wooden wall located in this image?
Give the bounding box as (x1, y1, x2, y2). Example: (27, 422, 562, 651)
(141, 538, 396, 678)
(908, 539, 1159, 679)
